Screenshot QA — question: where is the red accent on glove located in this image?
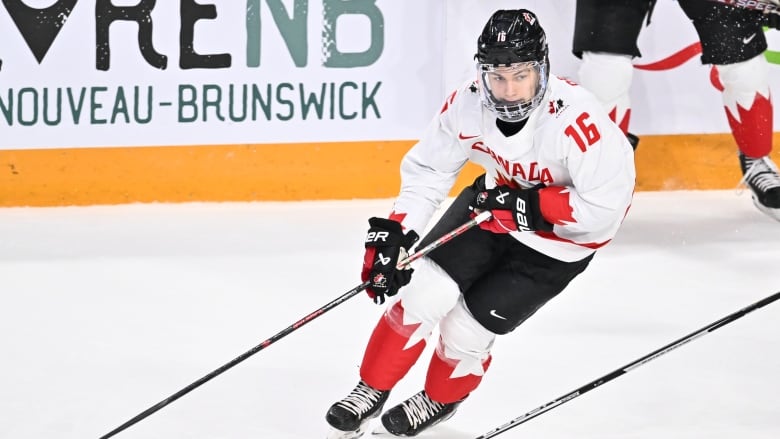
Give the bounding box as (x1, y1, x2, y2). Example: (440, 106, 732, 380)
(476, 209, 515, 234)
(362, 246, 378, 300)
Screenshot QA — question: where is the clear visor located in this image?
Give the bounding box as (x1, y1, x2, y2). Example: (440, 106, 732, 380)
(477, 61, 547, 122)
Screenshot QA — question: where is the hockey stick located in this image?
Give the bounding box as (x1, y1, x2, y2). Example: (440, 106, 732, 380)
(475, 290, 780, 439)
(100, 210, 492, 439)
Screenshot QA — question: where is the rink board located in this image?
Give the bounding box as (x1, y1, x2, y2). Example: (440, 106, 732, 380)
(3, 133, 780, 207)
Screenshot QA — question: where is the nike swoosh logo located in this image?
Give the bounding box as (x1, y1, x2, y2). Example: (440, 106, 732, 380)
(459, 132, 479, 140)
(489, 309, 507, 320)
(743, 33, 756, 44)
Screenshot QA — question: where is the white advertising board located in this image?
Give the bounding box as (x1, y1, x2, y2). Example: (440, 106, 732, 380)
(0, 0, 445, 149)
(2, 1, 779, 150)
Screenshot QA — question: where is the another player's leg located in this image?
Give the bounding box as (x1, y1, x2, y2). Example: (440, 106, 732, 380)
(579, 52, 636, 148)
(716, 57, 780, 220)
(738, 153, 780, 221)
(573, 0, 653, 150)
(679, 0, 780, 220)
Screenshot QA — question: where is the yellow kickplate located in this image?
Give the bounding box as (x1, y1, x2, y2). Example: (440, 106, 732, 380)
(1, 134, 778, 207)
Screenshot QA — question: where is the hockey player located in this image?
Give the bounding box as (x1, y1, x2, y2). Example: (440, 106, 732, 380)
(573, 0, 780, 221)
(324, 9, 636, 438)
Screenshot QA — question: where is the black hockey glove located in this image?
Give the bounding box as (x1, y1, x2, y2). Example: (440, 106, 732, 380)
(473, 184, 554, 234)
(361, 217, 419, 304)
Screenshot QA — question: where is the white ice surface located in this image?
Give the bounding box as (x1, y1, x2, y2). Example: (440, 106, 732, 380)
(1, 190, 778, 439)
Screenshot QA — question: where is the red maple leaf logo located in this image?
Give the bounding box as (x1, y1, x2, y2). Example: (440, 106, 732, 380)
(494, 173, 520, 189)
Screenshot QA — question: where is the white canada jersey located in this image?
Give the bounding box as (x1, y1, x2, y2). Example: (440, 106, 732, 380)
(390, 76, 636, 262)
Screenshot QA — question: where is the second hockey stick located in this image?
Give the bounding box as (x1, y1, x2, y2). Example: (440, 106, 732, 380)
(475, 290, 780, 439)
(100, 210, 492, 439)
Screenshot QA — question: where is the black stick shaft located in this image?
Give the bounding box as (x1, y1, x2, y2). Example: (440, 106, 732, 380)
(101, 211, 491, 439)
(476, 291, 780, 439)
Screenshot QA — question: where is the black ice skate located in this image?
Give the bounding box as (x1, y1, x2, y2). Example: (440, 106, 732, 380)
(325, 380, 390, 439)
(739, 153, 780, 221)
(377, 390, 463, 437)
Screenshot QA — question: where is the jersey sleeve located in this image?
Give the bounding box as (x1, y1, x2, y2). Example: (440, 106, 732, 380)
(538, 107, 636, 246)
(389, 88, 471, 235)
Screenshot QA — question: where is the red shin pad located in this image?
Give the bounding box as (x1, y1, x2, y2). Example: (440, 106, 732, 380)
(360, 302, 426, 391)
(424, 348, 492, 404)
(725, 92, 773, 158)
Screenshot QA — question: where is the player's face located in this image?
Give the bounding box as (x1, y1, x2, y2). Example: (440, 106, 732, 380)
(483, 64, 539, 103)
(477, 60, 547, 122)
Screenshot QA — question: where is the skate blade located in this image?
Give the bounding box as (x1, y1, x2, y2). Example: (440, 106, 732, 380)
(752, 197, 780, 222)
(370, 423, 398, 436)
(326, 426, 367, 439)
(326, 415, 378, 439)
